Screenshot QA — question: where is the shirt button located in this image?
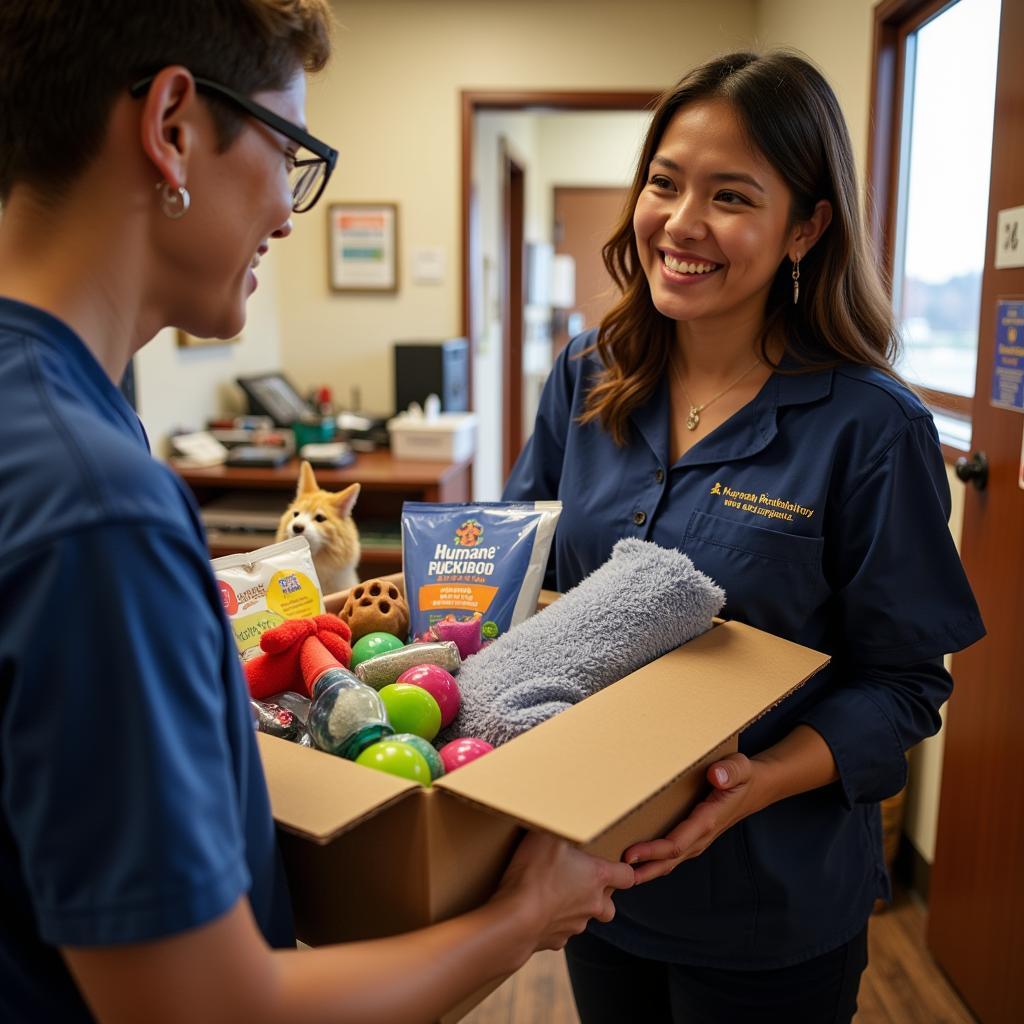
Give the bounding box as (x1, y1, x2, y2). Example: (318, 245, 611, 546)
(654, 468, 665, 483)
(633, 511, 647, 526)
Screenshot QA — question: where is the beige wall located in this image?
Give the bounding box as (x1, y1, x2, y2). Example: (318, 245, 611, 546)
(755, 0, 879, 192)
(135, 0, 879, 448)
(275, 0, 757, 425)
(902, 464, 967, 864)
(136, 0, 881, 454)
(136, 248, 284, 454)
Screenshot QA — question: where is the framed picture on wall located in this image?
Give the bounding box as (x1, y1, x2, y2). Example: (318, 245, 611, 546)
(327, 202, 399, 293)
(177, 330, 242, 347)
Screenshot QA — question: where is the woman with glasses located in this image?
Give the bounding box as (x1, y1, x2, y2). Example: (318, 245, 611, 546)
(0, 3, 633, 1022)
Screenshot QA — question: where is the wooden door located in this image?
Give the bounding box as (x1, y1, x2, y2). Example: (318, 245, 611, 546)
(552, 186, 629, 355)
(927, 3, 1024, 1020)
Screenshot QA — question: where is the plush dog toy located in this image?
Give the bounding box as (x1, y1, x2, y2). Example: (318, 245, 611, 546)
(441, 538, 725, 746)
(245, 613, 353, 701)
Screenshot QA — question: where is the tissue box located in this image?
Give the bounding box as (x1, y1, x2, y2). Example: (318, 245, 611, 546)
(388, 412, 477, 462)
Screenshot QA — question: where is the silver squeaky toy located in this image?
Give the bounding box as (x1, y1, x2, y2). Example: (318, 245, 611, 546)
(354, 640, 462, 690)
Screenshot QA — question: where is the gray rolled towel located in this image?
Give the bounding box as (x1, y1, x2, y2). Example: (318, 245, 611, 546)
(442, 538, 725, 746)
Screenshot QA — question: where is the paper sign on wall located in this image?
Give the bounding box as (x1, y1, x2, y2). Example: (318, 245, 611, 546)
(992, 299, 1024, 413)
(995, 205, 1024, 269)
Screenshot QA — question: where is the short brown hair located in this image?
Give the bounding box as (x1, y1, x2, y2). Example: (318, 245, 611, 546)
(0, 0, 332, 203)
(581, 51, 903, 445)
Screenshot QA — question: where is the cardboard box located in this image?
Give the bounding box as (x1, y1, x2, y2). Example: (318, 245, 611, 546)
(258, 612, 828, 1021)
(387, 411, 477, 462)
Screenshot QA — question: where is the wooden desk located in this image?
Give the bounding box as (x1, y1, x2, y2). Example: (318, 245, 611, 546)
(175, 450, 471, 576)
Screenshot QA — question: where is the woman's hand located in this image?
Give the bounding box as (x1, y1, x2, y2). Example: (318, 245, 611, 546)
(621, 753, 771, 884)
(621, 725, 840, 884)
(493, 831, 635, 952)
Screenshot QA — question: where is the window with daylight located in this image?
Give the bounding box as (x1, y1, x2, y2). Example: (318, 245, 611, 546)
(870, 0, 1001, 425)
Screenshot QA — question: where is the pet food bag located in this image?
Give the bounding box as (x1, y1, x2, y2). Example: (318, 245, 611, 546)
(212, 536, 325, 661)
(401, 501, 561, 643)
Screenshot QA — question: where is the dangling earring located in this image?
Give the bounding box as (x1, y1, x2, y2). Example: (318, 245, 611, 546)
(791, 255, 801, 305)
(157, 180, 190, 219)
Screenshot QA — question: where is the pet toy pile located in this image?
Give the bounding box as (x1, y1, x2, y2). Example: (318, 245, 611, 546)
(245, 579, 495, 785)
(246, 539, 726, 786)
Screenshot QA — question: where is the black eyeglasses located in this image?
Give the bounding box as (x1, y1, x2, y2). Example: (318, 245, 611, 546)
(129, 74, 338, 213)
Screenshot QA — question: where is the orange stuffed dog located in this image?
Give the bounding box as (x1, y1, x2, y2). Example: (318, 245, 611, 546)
(276, 461, 361, 594)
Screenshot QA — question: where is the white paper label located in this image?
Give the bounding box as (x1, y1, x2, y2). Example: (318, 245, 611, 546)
(995, 205, 1024, 269)
(412, 247, 445, 284)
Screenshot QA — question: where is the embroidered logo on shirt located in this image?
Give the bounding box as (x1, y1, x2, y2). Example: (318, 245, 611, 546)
(711, 483, 815, 523)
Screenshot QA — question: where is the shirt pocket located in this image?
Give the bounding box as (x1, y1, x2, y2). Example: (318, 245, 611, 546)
(682, 510, 828, 637)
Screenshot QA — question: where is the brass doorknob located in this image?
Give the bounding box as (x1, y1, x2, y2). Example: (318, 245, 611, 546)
(954, 451, 988, 491)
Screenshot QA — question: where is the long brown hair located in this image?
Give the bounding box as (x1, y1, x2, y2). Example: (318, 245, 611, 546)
(580, 50, 902, 445)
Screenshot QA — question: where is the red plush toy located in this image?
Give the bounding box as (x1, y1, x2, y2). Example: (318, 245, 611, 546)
(244, 614, 353, 701)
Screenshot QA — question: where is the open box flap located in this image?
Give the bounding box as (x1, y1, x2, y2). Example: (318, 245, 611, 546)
(436, 621, 829, 845)
(256, 732, 419, 843)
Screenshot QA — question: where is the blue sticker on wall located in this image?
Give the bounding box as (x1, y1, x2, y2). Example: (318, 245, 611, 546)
(992, 299, 1024, 412)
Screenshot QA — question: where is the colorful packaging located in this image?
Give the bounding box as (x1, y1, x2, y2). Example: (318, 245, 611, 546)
(212, 536, 325, 661)
(401, 501, 561, 643)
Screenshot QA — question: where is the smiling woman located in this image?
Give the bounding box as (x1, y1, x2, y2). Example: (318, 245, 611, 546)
(503, 50, 985, 1024)
(631, 101, 826, 403)
(579, 52, 903, 452)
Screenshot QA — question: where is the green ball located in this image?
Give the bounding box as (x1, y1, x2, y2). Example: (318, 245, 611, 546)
(378, 683, 442, 741)
(355, 740, 431, 785)
(350, 631, 405, 669)
(392, 733, 445, 780)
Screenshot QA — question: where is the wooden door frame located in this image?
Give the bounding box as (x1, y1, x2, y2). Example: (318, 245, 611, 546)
(460, 90, 658, 479)
(866, 0, 953, 284)
(499, 141, 526, 479)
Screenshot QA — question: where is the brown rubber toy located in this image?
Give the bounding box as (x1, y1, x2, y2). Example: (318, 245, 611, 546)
(339, 578, 410, 642)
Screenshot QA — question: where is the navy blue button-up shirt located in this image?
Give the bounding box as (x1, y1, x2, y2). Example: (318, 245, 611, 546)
(505, 329, 984, 969)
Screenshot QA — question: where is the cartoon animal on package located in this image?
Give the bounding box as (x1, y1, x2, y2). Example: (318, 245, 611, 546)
(277, 461, 361, 594)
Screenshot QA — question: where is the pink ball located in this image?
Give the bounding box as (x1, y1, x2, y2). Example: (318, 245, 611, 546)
(438, 737, 494, 773)
(396, 664, 461, 729)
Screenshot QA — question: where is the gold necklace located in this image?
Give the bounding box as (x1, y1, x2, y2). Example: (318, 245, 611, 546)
(670, 354, 762, 431)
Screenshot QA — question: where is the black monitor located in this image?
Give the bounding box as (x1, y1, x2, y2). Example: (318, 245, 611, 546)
(393, 338, 469, 414)
(236, 372, 315, 427)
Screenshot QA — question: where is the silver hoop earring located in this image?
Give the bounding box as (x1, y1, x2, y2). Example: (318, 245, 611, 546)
(791, 256, 801, 305)
(157, 181, 190, 219)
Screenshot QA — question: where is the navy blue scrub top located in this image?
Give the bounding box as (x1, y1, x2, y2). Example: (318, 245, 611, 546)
(0, 299, 294, 1022)
(504, 329, 984, 969)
